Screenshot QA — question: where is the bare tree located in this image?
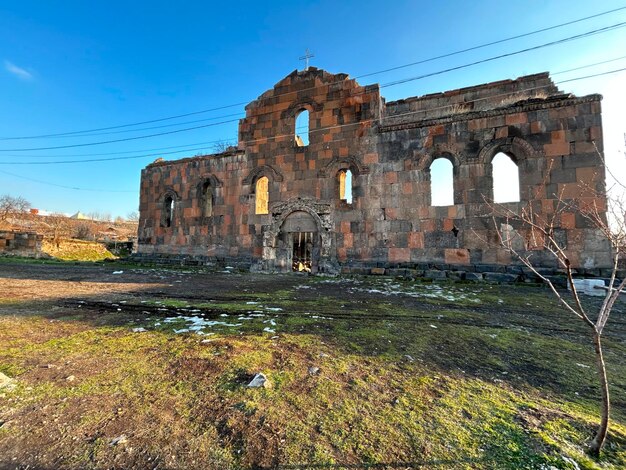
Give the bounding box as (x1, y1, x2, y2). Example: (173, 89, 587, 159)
(45, 213, 71, 248)
(488, 145, 625, 456)
(0, 194, 30, 225)
(126, 211, 139, 222)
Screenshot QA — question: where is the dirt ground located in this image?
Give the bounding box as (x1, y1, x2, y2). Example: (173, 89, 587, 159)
(1, 260, 625, 469)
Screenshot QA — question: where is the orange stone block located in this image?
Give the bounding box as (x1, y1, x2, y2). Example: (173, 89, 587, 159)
(364, 153, 378, 164)
(495, 127, 508, 139)
(389, 247, 410, 263)
(408, 232, 424, 249)
(443, 218, 454, 231)
(444, 248, 470, 265)
(560, 212, 575, 229)
(505, 113, 527, 125)
(384, 172, 397, 184)
(341, 221, 351, 234)
(544, 141, 570, 157)
(429, 125, 445, 135)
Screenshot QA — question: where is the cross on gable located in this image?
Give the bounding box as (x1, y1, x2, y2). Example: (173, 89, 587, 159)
(299, 48, 314, 70)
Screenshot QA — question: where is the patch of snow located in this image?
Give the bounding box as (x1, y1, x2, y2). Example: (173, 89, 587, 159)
(112, 271, 123, 275)
(132, 327, 146, 332)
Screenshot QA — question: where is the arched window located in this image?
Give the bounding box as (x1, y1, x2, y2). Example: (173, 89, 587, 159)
(295, 109, 309, 147)
(492, 152, 520, 203)
(255, 176, 269, 215)
(163, 195, 175, 227)
(202, 181, 213, 217)
(430, 158, 454, 206)
(338, 169, 353, 204)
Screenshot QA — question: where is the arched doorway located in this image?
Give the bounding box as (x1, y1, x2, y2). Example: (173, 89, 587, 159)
(277, 211, 320, 273)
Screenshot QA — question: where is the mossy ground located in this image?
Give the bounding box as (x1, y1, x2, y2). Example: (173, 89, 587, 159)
(0, 262, 625, 469)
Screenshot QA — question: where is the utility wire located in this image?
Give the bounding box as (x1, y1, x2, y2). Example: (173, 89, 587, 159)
(380, 21, 626, 88)
(0, 169, 135, 193)
(1, 50, 622, 161)
(2, 6, 625, 141)
(356, 6, 626, 79)
(3, 66, 624, 166)
(2, 20, 624, 153)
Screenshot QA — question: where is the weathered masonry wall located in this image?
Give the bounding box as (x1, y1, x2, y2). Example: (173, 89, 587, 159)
(0, 231, 43, 257)
(136, 68, 609, 274)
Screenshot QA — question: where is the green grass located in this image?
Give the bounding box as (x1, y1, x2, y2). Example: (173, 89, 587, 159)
(1, 272, 625, 468)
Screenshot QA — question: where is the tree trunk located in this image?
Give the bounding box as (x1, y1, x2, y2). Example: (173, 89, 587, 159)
(589, 332, 610, 456)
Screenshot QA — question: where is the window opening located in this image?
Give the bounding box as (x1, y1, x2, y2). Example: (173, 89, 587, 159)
(339, 169, 353, 204)
(202, 181, 213, 217)
(292, 231, 313, 272)
(430, 158, 454, 206)
(295, 109, 309, 146)
(163, 195, 175, 227)
(255, 176, 269, 215)
(492, 152, 520, 203)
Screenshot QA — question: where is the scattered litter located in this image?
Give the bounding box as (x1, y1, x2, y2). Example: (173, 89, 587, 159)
(110, 435, 128, 446)
(308, 366, 320, 375)
(429, 324, 438, 329)
(248, 373, 270, 388)
(65, 375, 75, 382)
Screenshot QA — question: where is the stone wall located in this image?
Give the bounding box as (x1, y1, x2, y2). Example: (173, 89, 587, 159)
(0, 231, 43, 257)
(137, 68, 609, 273)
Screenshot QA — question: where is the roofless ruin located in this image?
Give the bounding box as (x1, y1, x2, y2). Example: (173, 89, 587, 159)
(136, 68, 609, 276)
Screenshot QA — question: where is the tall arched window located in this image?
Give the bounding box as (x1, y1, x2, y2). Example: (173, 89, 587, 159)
(255, 176, 269, 215)
(338, 169, 353, 204)
(492, 152, 520, 203)
(163, 195, 175, 227)
(430, 158, 454, 206)
(202, 181, 213, 217)
(295, 109, 309, 147)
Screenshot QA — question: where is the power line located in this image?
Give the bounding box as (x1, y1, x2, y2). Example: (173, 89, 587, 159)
(0, 117, 241, 152)
(2, 6, 625, 142)
(357, 6, 626, 79)
(0, 169, 135, 193)
(380, 21, 626, 88)
(2, 51, 623, 161)
(2, 20, 624, 154)
(3, 66, 625, 166)
(551, 54, 626, 75)
(556, 66, 626, 83)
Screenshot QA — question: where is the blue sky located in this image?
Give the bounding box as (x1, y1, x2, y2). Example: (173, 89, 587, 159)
(1, 1, 625, 217)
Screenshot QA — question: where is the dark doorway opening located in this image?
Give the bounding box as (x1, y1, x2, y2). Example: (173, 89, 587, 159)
(292, 232, 313, 272)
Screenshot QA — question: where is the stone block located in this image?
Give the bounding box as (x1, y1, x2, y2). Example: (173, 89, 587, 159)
(484, 272, 519, 283)
(371, 267, 386, 275)
(425, 270, 447, 280)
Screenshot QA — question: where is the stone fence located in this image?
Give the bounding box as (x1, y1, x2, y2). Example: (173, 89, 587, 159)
(0, 231, 43, 257)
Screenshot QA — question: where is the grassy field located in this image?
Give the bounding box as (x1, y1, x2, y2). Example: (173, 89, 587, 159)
(0, 261, 625, 469)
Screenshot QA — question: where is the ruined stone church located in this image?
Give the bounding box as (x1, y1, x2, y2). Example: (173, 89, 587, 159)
(136, 67, 609, 275)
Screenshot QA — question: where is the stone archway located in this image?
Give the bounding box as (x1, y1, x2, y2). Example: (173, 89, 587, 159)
(251, 197, 339, 274)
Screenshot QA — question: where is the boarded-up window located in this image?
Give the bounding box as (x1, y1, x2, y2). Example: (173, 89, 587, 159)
(492, 153, 520, 203)
(430, 158, 454, 206)
(255, 176, 269, 215)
